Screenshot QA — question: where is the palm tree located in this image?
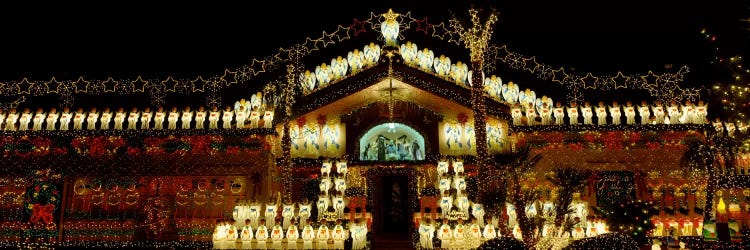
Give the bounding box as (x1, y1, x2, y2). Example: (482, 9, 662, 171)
(545, 164, 591, 232)
(679, 139, 716, 220)
(493, 146, 543, 248)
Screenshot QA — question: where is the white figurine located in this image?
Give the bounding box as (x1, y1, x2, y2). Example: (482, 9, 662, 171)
(18, 108, 32, 131)
(456, 195, 470, 214)
(59, 107, 72, 131)
(139, 107, 153, 130)
(99, 107, 112, 130)
(653, 101, 665, 124)
(0, 109, 5, 130)
(248, 199, 262, 228)
(255, 220, 269, 249)
(32, 108, 46, 131)
(437, 219, 453, 249)
(439, 192, 453, 218)
(181, 107, 193, 129)
(281, 199, 296, 230)
(437, 161, 449, 177)
(45, 108, 59, 130)
(208, 106, 221, 129)
(350, 219, 368, 250)
(624, 101, 637, 125)
(695, 100, 708, 124)
(581, 102, 593, 125)
(482, 222, 497, 239)
(667, 100, 680, 125)
(553, 102, 565, 126)
(419, 218, 435, 249)
(72, 107, 86, 130)
(316, 222, 330, 250)
(114, 108, 126, 130)
(510, 103, 523, 126)
(332, 192, 346, 219)
(298, 199, 312, 227)
(263, 110, 274, 128)
(235, 105, 247, 129)
(638, 100, 651, 125)
(222, 106, 234, 129)
(265, 200, 278, 228)
(317, 193, 329, 221)
(471, 203, 485, 227)
(270, 222, 284, 249)
(286, 220, 300, 249)
(334, 177, 346, 194)
(680, 100, 695, 124)
(525, 103, 536, 125)
(540, 102, 553, 125)
(567, 102, 579, 125)
(453, 219, 467, 248)
(4, 108, 19, 131)
(301, 220, 315, 250)
(153, 107, 166, 130)
(194, 106, 207, 129)
(168, 107, 180, 130)
(336, 161, 347, 176)
(86, 107, 99, 130)
(595, 101, 608, 125)
(453, 161, 464, 175)
(609, 101, 621, 125)
(331, 220, 347, 249)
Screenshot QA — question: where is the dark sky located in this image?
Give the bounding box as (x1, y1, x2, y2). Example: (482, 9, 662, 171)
(0, 1, 747, 104)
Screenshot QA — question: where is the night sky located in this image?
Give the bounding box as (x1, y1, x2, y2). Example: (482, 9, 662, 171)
(0, 1, 747, 106)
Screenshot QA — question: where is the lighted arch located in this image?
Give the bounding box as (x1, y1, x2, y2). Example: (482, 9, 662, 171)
(359, 123, 425, 161)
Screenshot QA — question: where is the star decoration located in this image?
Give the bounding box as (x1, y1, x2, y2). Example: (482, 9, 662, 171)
(44, 78, 62, 94)
(191, 76, 206, 93)
(640, 71, 660, 91)
(161, 76, 178, 93)
(580, 72, 598, 90)
(73, 77, 89, 93)
(17, 78, 33, 95)
(131, 76, 149, 93)
(382, 8, 400, 22)
(102, 77, 117, 93)
(430, 23, 450, 40)
(220, 69, 238, 87)
(523, 57, 537, 74)
(414, 17, 431, 35)
(551, 67, 566, 84)
(612, 72, 630, 89)
(350, 18, 368, 36)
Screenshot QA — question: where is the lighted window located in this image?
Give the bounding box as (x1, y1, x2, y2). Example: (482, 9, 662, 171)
(359, 123, 425, 161)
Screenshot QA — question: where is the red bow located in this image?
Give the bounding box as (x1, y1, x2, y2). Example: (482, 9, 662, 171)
(30, 204, 55, 224)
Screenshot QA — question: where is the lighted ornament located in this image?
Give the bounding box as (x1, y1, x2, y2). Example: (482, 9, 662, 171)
(483, 75, 503, 101)
(433, 55, 452, 77)
(399, 42, 418, 65)
(450, 61, 469, 86)
(363, 43, 381, 65)
(417, 48, 435, 71)
(380, 8, 400, 47)
(330, 56, 349, 80)
(347, 49, 365, 73)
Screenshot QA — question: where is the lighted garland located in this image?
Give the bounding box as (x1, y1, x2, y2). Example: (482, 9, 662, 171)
(23, 181, 60, 225)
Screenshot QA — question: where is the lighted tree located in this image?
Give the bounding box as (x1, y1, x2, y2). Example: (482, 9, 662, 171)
(493, 146, 543, 247)
(679, 139, 717, 220)
(545, 165, 591, 232)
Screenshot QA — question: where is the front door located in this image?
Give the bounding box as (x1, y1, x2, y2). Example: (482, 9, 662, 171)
(379, 175, 410, 235)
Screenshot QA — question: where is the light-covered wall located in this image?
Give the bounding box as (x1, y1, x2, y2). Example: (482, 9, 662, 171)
(438, 113, 510, 156)
(283, 118, 347, 158)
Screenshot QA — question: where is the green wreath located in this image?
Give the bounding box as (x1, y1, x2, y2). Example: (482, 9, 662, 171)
(24, 181, 61, 214)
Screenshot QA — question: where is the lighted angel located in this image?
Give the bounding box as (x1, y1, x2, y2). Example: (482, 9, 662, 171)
(380, 11, 400, 47)
(638, 100, 651, 125)
(450, 61, 469, 86)
(510, 103, 523, 126)
(399, 42, 418, 65)
(463, 125, 475, 149)
(484, 75, 503, 101)
(32, 108, 45, 131)
(99, 107, 112, 130)
(363, 43, 381, 65)
(301, 70, 317, 94)
(153, 107, 166, 129)
(289, 126, 301, 150)
(535, 96, 553, 124)
(168, 107, 180, 130)
(433, 55, 451, 77)
(181, 107, 193, 129)
(5, 108, 19, 131)
(113, 107, 125, 130)
(652, 100, 666, 124)
(330, 56, 349, 79)
(303, 123, 320, 150)
(315, 63, 333, 89)
(666, 100, 681, 124)
(336, 161, 347, 176)
(624, 101, 637, 125)
(525, 103, 537, 126)
(695, 100, 708, 124)
(73, 107, 85, 130)
(518, 88, 536, 110)
(595, 101, 608, 125)
(139, 107, 152, 130)
(45, 108, 59, 130)
(263, 109, 274, 129)
(127, 107, 139, 130)
(679, 100, 696, 124)
(416, 48, 434, 71)
(609, 101, 622, 125)
(323, 124, 340, 149)
(194, 106, 206, 129)
(444, 123, 462, 149)
(86, 107, 99, 130)
(502, 81, 520, 104)
(567, 102, 579, 125)
(486, 125, 504, 151)
(347, 49, 365, 73)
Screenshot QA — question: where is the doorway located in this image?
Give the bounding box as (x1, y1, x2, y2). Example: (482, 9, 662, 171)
(379, 175, 410, 235)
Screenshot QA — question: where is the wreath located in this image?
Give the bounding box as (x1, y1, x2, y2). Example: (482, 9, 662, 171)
(23, 181, 60, 224)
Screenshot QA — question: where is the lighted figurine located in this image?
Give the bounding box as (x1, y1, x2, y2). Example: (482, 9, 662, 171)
(270, 219, 284, 249)
(317, 191, 330, 221)
(18, 108, 32, 131)
(285, 219, 299, 249)
(240, 219, 254, 249)
(581, 102, 593, 125)
(510, 103, 523, 126)
(453, 174, 466, 196)
(168, 106, 180, 130)
(609, 101, 622, 125)
(538, 101, 552, 125)
(281, 198, 296, 230)
(263, 108, 274, 129)
(249, 105, 261, 129)
(667, 100, 681, 125)
(301, 219, 315, 250)
(113, 107, 126, 130)
(153, 107, 166, 129)
(624, 101, 637, 125)
(32, 108, 46, 131)
(453, 161, 464, 175)
(248, 199, 262, 228)
(336, 161, 347, 177)
(265, 199, 278, 228)
(506, 203, 518, 229)
(73, 107, 86, 130)
(482, 220, 497, 239)
(726, 121, 736, 137)
(5, 108, 20, 131)
(45, 108, 58, 130)
(208, 106, 221, 129)
(320, 176, 332, 196)
(334, 176, 346, 194)
(99, 107, 112, 130)
(86, 107, 99, 130)
(419, 218, 435, 249)
(439, 191, 453, 218)
(468, 218, 482, 249)
(213, 220, 228, 249)
(332, 191, 346, 219)
(438, 174, 451, 195)
(502, 81, 520, 104)
(525, 103, 537, 125)
(331, 219, 347, 249)
(456, 195, 470, 215)
(453, 218, 467, 248)
(679, 100, 695, 124)
(235, 105, 247, 129)
(713, 117, 724, 135)
(321, 162, 332, 178)
(255, 219, 269, 250)
(695, 100, 708, 124)
(595, 101, 608, 126)
(195, 106, 207, 129)
(567, 102, 579, 125)
(437, 161, 449, 177)
(226, 219, 238, 245)
(139, 107, 153, 130)
(553, 102, 565, 126)
(0, 108, 5, 130)
(638, 100, 651, 125)
(437, 218, 453, 249)
(648, 101, 663, 124)
(316, 220, 330, 250)
(180, 106, 193, 129)
(518, 88, 536, 111)
(298, 198, 312, 227)
(128, 107, 140, 130)
(59, 107, 72, 131)
(221, 106, 234, 129)
(471, 203, 485, 227)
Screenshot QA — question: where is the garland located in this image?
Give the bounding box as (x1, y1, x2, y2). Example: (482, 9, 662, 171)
(23, 181, 60, 225)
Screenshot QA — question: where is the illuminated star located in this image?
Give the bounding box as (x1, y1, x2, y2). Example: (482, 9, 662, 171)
(102, 77, 117, 93)
(191, 76, 206, 93)
(73, 77, 89, 93)
(45, 77, 62, 94)
(220, 69, 238, 87)
(415, 17, 431, 35)
(639, 71, 660, 91)
(131, 76, 149, 93)
(551, 67, 566, 84)
(612, 72, 630, 89)
(17, 78, 33, 95)
(580, 73, 598, 90)
(523, 57, 537, 74)
(162, 76, 178, 93)
(350, 18, 368, 36)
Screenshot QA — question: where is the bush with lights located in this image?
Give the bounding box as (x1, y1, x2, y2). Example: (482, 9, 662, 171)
(478, 237, 527, 250)
(593, 199, 657, 246)
(564, 232, 638, 250)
